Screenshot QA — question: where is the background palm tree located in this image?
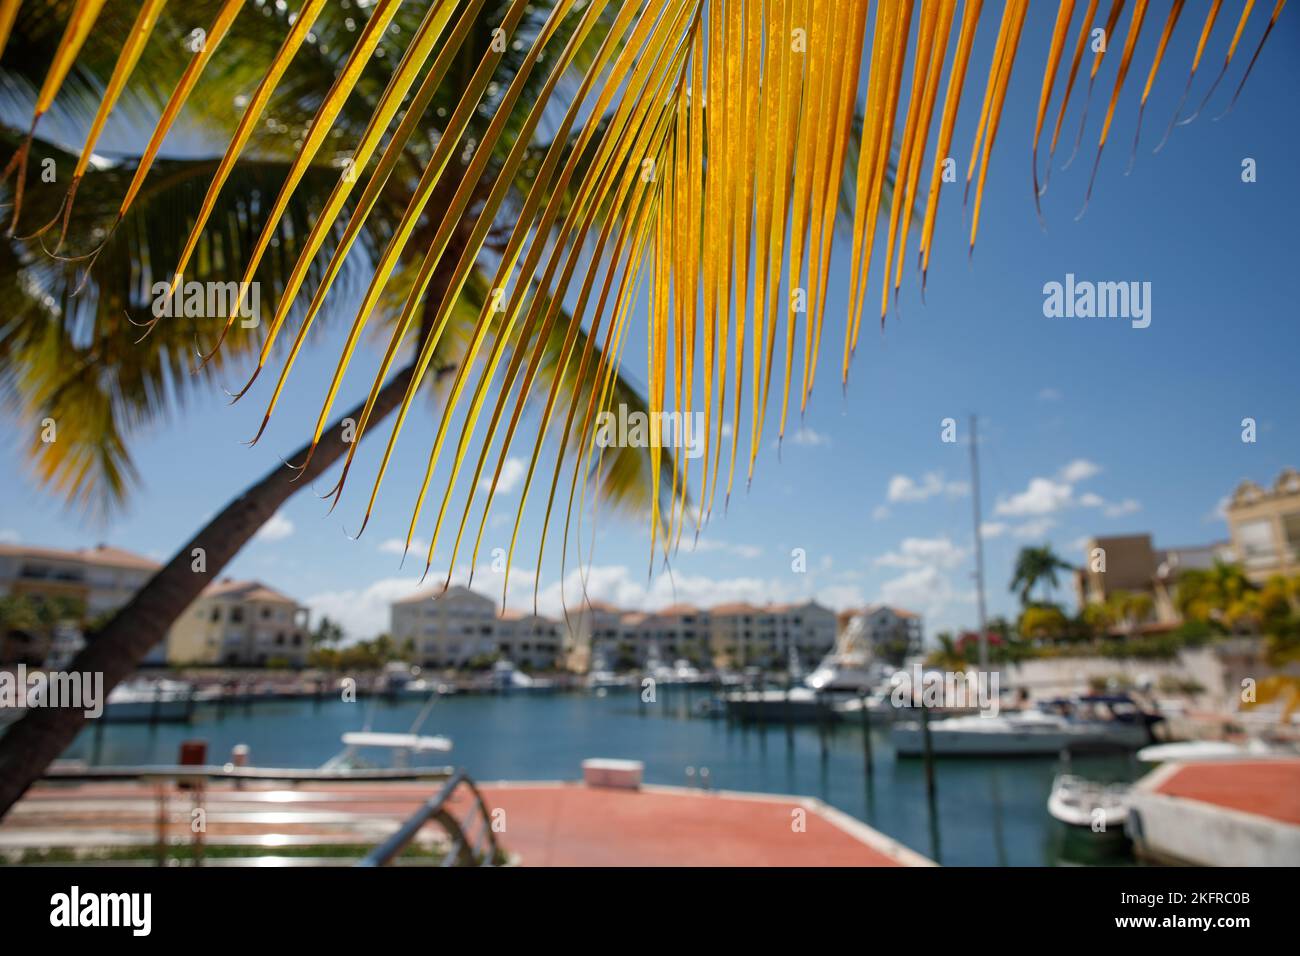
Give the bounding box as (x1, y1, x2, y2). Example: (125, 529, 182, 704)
(0, 0, 684, 815)
(1009, 545, 1073, 607)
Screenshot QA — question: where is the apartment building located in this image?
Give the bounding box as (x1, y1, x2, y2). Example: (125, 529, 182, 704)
(619, 604, 712, 666)
(496, 612, 564, 670)
(390, 585, 499, 669)
(0, 543, 161, 665)
(1225, 468, 1300, 584)
(708, 600, 839, 669)
(167, 578, 310, 666)
(859, 605, 923, 656)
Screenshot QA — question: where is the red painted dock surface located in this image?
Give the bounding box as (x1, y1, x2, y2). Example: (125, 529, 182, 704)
(1152, 759, 1300, 825)
(467, 783, 919, 866)
(2, 779, 929, 867)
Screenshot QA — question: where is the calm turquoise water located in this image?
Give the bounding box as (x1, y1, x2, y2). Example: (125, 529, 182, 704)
(63, 687, 1146, 866)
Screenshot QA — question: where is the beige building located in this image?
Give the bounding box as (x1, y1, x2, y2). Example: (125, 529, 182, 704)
(1225, 468, 1300, 584)
(390, 585, 498, 669)
(167, 578, 310, 666)
(0, 543, 161, 664)
(1074, 534, 1234, 630)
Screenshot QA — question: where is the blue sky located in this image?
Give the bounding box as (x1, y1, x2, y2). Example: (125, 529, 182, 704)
(2, 3, 1297, 643)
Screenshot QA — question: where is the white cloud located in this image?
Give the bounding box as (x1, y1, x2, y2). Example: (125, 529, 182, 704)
(379, 537, 429, 558)
(1012, 517, 1057, 539)
(790, 427, 830, 447)
(479, 457, 527, 496)
(1058, 459, 1101, 483)
(980, 522, 1007, 539)
(875, 536, 967, 571)
(0, 529, 20, 544)
(1037, 388, 1063, 402)
(254, 512, 295, 542)
(1078, 492, 1105, 507)
(878, 565, 974, 636)
(306, 576, 425, 642)
(995, 477, 1074, 516)
(886, 471, 969, 504)
(1102, 498, 1141, 518)
(687, 538, 763, 560)
(872, 505, 891, 521)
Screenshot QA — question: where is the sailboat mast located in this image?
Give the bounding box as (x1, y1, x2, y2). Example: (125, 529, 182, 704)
(970, 414, 990, 672)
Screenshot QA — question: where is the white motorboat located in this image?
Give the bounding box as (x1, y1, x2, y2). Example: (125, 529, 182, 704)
(102, 679, 197, 722)
(491, 659, 555, 693)
(321, 731, 453, 771)
(891, 695, 1159, 757)
(649, 658, 710, 686)
(1048, 774, 1131, 830)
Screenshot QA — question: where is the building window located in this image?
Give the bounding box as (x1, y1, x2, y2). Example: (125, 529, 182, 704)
(230, 607, 244, 624)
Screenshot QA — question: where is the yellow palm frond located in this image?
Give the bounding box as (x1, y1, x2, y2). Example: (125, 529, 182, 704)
(3, 0, 1286, 589)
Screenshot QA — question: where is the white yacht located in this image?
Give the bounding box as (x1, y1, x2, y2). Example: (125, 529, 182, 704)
(804, 615, 889, 694)
(891, 695, 1160, 757)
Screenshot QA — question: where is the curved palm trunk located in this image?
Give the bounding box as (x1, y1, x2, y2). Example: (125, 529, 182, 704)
(0, 358, 423, 817)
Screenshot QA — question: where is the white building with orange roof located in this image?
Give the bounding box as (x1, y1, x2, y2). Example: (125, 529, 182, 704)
(166, 578, 310, 667)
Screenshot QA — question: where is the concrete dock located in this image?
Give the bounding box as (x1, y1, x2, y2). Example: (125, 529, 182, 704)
(1127, 758, 1300, 866)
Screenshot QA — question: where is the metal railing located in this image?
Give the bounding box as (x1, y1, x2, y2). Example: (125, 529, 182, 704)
(358, 770, 502, 867)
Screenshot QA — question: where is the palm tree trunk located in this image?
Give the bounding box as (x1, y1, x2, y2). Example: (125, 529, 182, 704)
(0, 356, 429, 817)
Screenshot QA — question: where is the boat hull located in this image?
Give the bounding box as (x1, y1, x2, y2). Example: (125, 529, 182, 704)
(892, 721, 1150, 757)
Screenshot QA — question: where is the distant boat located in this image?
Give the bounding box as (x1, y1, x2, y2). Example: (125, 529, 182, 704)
(649, 658, 710, 686)
(724, 686, 833, 723)
(1048, 774, 1131, 831)
(321, 731, 453, 772)
(803, 615, 888, 694)
(491, 659, 555, 694)
(102, 679, 198, 723)
(892, 695, 1160, 757)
